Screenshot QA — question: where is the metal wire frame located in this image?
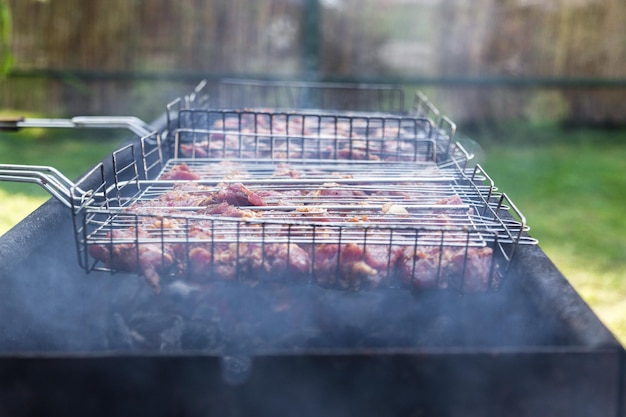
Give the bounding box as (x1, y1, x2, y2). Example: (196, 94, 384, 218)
(76, 135, 536, 292)
(165, 80, 443, 131)
(162, 81, 457, 165)
(83, 210, 507, 291)
(167, 109, 454, 165)
(94, 147, 532, 242)
(165, 80, 408, 130)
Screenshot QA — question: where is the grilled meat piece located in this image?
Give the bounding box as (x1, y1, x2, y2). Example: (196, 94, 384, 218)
(200, 201, 258, 218)
(198, 183, 267, 207)
(129, 183, 215, 209)
(398, 246, 443, 290)
(238, 243, 311, 282)
(308, 183, 368, 198)
(160, 163, 200, 181)
(399, 245, 495, 291)
(313, 242, 403, 290)
(449, 246, 495, 292)
(175, 240, 311, 283)
(88, 228, 174, 294)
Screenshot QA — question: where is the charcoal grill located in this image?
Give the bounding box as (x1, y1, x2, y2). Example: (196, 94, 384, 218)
(0, 80, 623, 417)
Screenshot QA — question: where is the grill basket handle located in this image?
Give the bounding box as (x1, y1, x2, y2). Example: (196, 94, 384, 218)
(0, 116, 154, 137)
(0, 163, 103, 209)
(0, 116, 25, 131)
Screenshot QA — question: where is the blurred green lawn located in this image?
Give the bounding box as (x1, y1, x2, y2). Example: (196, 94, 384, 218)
(477, 125, 626, 343)
(1, 123, 625, 344)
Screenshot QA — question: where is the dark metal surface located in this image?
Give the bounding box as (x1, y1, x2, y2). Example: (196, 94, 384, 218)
(0, 350, 621, 417)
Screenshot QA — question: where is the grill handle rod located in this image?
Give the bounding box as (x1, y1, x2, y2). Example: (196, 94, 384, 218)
(0, 116, 154, 137)
(0, 164, 102, 209)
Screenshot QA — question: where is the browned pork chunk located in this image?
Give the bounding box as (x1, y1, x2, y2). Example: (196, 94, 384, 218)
(88, 228, 174, 294)
(313, 242, 404, 290)
(198, 183, 267, 207)
(398, 245, 495, 292)
(174, 240, 311, 283)
(160, 163, 200, 181)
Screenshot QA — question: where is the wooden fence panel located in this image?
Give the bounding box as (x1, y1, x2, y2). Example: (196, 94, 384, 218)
(433, 0, 626, 124)
(0, 0, 623, 124)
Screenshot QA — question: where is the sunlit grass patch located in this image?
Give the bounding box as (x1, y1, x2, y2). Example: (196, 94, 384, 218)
(0, 188, 47, 236)
(481, 129, 626, 343)
(547, 248, 626, 344)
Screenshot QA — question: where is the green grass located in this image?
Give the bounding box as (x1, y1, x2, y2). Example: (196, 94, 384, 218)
(477, 125, 626, 342)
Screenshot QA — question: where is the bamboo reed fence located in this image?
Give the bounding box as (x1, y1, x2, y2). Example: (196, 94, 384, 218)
(0, 0, 623, 125)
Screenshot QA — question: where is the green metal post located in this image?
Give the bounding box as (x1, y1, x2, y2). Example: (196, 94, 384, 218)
(302, 0, 321, 80)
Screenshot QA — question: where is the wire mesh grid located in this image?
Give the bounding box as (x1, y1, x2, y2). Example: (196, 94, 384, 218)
(80, 141, 534, 294)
